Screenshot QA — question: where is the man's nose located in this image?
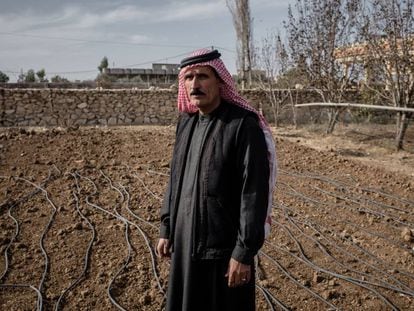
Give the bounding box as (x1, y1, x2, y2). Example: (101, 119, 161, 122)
(191, 77, 200, 88)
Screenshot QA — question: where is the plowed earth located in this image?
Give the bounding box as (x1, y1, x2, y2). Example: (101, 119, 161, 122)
(0, 124, 413, 310)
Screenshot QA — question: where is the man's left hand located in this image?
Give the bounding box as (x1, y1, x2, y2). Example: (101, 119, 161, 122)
(225, 258, 251, 288)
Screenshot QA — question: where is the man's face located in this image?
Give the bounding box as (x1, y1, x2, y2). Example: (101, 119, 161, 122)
(183, 66, 221, 114)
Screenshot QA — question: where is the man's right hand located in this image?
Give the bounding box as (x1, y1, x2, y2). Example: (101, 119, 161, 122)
(156, 238, 171, 258)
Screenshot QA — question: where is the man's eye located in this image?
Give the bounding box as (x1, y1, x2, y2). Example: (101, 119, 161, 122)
(184, 75, 193, 80)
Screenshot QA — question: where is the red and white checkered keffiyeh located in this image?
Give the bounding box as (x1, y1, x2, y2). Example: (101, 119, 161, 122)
(177, 48, 277, 237)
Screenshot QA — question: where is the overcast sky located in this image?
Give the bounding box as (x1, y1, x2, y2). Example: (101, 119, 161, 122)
(0, 0, 294, 82)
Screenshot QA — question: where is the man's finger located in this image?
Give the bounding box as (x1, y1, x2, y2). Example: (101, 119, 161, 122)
(155, 243, 161, 257)
(228, 270, 235, 287)
(163, 243, 168, 255)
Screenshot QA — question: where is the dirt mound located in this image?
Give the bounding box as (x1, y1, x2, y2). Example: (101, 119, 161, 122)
(0, 125, 413, 310)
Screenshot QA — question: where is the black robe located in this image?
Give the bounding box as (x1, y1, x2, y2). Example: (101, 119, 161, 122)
(166, 114, 255, 311)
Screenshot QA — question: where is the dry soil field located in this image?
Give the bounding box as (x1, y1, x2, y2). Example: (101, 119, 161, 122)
(0, 123, 413, 310)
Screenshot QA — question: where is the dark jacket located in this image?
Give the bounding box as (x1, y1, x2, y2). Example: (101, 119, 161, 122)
(160, 101, 270, 264)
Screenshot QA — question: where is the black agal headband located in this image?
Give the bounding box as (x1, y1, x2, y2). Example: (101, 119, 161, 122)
(179, 50, 221, 69)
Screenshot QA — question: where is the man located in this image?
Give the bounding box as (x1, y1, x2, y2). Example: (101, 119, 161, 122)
(157, 48, 276, 311)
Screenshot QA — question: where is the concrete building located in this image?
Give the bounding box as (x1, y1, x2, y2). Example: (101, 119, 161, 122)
(103, 63, 180, 84)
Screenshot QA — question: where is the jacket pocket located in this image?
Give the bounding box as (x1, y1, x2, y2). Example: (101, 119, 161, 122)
(205, 196, 237, 248)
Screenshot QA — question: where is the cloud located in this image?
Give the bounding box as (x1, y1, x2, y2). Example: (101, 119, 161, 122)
(104, 5, 148, 23)
(129, 34, 149, 44)
(0, 1, 228, 36)
(157, 1, 227, 22)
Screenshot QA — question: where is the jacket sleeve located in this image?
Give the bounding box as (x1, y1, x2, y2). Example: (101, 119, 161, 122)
(231, 115, 270, 264)
(160, 174, 172, 239)
(159, 116, 183, 239)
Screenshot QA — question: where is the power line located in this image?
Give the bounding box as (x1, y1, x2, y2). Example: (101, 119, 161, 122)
(0, 32, 236, 53)
(1, 50, 200, 75)
(0, 31, 203, 49)
(1, 46, 237, 77)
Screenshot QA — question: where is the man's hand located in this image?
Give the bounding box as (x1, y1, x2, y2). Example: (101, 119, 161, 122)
(225, 258, 251, 287)
(156, 238, 171, 258)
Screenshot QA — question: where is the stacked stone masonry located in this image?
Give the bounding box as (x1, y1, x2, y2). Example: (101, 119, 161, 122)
(0, 89, 180, 127)
(0, 88, 359, 127)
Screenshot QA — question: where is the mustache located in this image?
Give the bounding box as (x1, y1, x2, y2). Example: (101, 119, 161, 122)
(190, 89, 205, 96)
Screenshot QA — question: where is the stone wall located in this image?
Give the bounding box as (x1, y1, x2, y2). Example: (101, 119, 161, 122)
(0, 89, 178, 127)
(0, 88, 360, 127)
(0, 82, 175, 89)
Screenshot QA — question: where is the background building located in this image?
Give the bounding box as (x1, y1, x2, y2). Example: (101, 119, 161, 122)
(104, 63, 179, 84)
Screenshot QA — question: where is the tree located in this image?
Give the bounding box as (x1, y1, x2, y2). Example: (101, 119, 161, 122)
(0, 70, 9, 83)
(17, 70, 26, 82)
(25, 69, 36, 83)
(284, 0, 362, 133)
(98, 56, 109, 73)
(95, 72, 116, 88)
(359, 0, 414, 150)
(255, 31, 291, 126)
(226, 0, 253, 89)
(36, 69, 47, 82)
(50, 75, 70, 83)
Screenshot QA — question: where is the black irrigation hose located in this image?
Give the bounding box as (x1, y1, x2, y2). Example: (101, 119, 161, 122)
(266, 237, 401, 311)
(269, 221, 401, 310)
(123, 166, 162, 229)
(0, 166, 60, 282)
(13, 176, 59, 311)
(279, 180, 411, 230)
(255, 284, 276, 311)
(0, 283, 43, 309)
(274, 202, 414, 282)
(279, 182, 412, 252)
(279, 169, 414, 212)
(309, 182, 406, 224)
(341, 219, 412, 251)
(259, 250, 339, 310)
(118, 183, 165, 297)
(256, 283, 291, 311)
(0, 201, 19, 282)
(54, 174, 97, 311)
(278, 204, 414, 295)
(300, 169, 414, 207)
(116, 170, 158, 230)
(123, 198, 158, 230)
(146, 169, 170, 177)
(352, 185, 414, 207)
(0, 165, 61, 211)
(0, 166, 61, 310)
(265, 239, 402, 311)
(125, 165, 164, 199)
(278, 206, 414, 297)
(309, 184, 414, 228)
(77, 172, 165, 297)
(100, 170, 132, 311)
(130, 171, 163, 202)
(349, 239, 414, 280)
